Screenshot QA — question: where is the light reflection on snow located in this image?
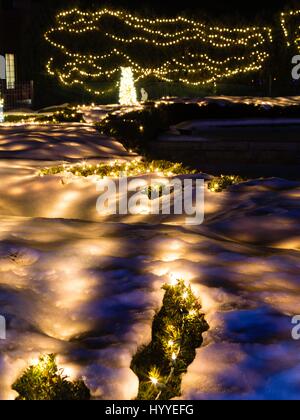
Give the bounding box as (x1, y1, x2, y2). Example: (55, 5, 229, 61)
(1, 121, 300, 400)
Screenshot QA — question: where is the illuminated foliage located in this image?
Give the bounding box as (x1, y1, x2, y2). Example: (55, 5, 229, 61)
(3, 107, 84, 124)
(38, 159, 196, 178)
(208, 175, 245, 192)
(131, 278, 209, 400)
(12, 354, 90, 401)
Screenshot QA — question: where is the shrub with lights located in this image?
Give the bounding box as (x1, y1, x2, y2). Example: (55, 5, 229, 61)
(45, 107, 84, 123)
(96, 102, 236, 154)
(208, 175, 244, 192)
(38, 159, 196, 178)
(96, 104, 166, 154)
(131, 277, 209, 400)
(3, 107, 84, 124)
(96, 101, 300, 155)
(12, 354, 91, 401)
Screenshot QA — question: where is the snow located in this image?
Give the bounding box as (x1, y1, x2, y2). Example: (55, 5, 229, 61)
(0, 124, 131, 161)
(160, 95, 300, 108)
(0, 119, 300, 400)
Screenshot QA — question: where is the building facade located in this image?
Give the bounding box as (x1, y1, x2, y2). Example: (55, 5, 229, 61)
(0, 0, 33, 109)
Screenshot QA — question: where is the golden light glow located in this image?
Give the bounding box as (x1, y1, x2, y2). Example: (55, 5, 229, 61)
(44, 8, 276, 96)
(150, 377, 158, 386)
(29, 358, 40, 367)
(169, 273, 180, 286)
(119, 67, 138, 105)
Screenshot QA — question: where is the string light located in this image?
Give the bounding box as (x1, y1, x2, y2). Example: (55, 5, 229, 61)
(147, 275, 206, 399)
(208, 175, 244, 192)
(44, 8, 276, 96)
(38, 159, 195, 179)
(280, 10, 300, 49)
(150, 377, 158, 386)
(149, 367, 161, 387)
(0, 107, 84, 126)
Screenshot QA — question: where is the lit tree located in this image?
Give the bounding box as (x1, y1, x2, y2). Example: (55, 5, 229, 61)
(43, 8, 300, 97)
(119, 67, 138, 105)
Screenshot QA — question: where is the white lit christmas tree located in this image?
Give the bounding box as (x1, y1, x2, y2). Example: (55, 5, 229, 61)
(119, 67, 138, 106)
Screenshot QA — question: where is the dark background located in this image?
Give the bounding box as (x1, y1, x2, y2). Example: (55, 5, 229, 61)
(31, 0, 300, 21)
(31, 0, 300, 19)
(1, 0, 300, 107)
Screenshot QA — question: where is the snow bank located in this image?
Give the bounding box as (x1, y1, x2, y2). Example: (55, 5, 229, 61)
(0, 124, 300, 400)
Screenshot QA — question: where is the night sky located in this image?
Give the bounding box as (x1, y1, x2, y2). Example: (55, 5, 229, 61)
(34, 0, 300, 22)
(102, 0, 297, 17)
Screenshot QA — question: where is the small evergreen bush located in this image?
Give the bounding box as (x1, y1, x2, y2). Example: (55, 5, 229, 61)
(12, 354, 91, 401)
(208, 175, 244, 192)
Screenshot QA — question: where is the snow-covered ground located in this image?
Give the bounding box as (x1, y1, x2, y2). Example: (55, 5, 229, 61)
(0, 121, 300, 400)
(160, 95, 300, 107)
(0, 123, 131, 161)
